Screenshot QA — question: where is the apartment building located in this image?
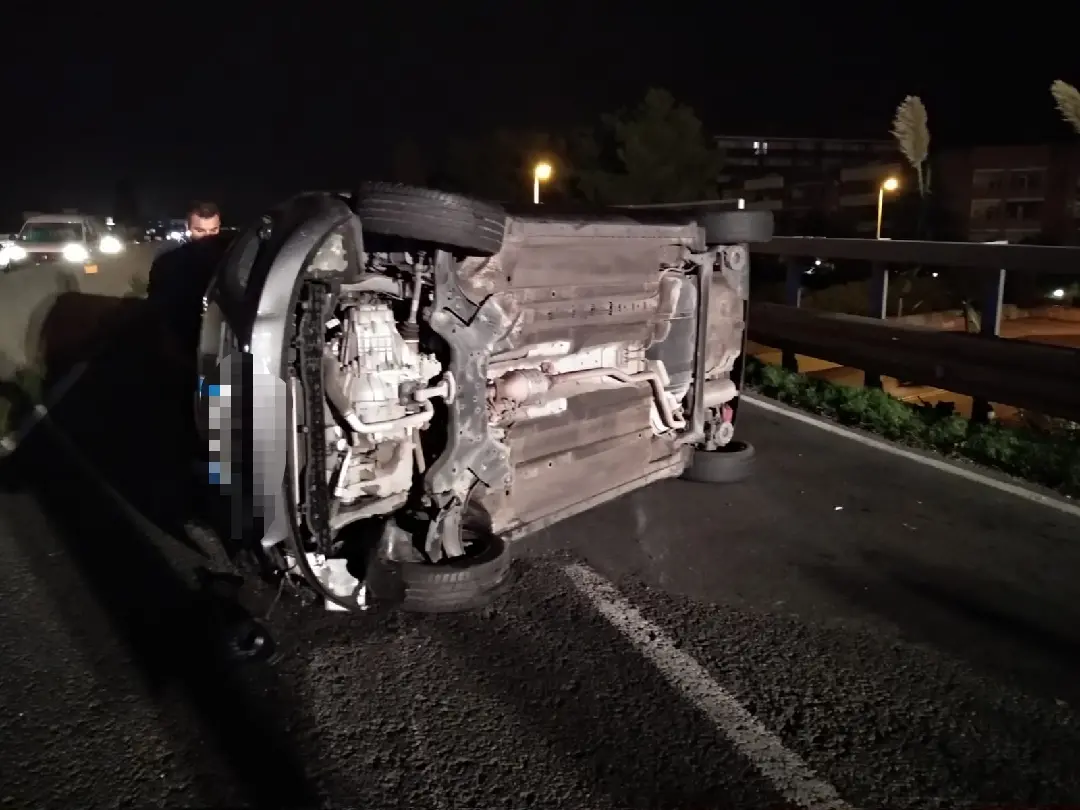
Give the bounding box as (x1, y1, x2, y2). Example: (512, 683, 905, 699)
(937, 143, 1080, 243)
(714, 133, 1080, 242)
(713, 135, 902, 230)
(715, 135, 896, 173)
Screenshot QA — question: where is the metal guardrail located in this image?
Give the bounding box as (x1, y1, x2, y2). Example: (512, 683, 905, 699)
(747, 237, 1080, 421)
(755, 236, 1080, 273)
(616, 199, 743, 211)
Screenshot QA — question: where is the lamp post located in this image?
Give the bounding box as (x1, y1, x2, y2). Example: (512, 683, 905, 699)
(533, 161, 553, 204)
(876, 176, 899, 239)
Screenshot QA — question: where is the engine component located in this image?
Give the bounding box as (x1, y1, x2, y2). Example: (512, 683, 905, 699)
(487, 360, 685, 433)
(646, 272, 697, 396)
(323, 301, 444, 506)
(342, 303, 442, 425)
(490, 367, 551, 405)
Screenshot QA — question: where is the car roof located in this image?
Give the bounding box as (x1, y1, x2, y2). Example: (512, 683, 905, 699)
(24, 214, 91, 225)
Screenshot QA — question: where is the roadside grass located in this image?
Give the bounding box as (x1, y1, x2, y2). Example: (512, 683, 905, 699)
(743, 357, 1080, 497)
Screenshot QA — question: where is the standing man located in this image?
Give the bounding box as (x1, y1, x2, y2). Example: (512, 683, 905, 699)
(145, 202, 273, 663)
(146, 201, 234, 540)
(147, 200, 230, 371)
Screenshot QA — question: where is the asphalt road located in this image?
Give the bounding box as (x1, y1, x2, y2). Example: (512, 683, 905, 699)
(2, 370, 1080, 808)
(0, 243, 160, 372)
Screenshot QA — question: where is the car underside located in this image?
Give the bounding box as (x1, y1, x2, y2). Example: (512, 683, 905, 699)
(196, 185, 772, 614)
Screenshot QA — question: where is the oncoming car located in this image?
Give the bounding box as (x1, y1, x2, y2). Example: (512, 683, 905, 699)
(0, 213, 124, 270)
(196, 185, 772, 614)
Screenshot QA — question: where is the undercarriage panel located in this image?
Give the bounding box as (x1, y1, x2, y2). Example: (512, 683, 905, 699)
(458, 215, 704, 354)
(470, 214, 704, 536)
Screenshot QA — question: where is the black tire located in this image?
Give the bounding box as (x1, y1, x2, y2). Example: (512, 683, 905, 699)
(367, 532, 512, 614)
(701, 211, 774, 244)
(682, 440, 755, 484)
(353, 182, 507, 256)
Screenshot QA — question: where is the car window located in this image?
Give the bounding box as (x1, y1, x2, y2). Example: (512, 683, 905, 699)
(18, 223, 85, 243)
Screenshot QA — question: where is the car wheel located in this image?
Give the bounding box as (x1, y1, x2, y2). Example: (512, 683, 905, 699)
(367, 530, 512, 614)
(701, 211, 774, 244)
(352, 182, 507, 255)
(682, 440, 755, 484)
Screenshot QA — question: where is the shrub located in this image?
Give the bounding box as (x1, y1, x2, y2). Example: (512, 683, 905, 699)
(743, 357, 1080, 496)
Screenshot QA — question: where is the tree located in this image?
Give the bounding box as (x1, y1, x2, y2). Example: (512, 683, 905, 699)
(890, 96, 933, 240)
(1051, 80, 1080, 134)
(1050, 81, 1080, 245)
(576, 88, 723, 205)
(891, 96, 930, 199)
(888, 96, 981, 320)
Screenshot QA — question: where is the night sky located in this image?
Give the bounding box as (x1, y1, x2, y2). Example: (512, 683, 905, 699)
(2, 2, 1073, 226)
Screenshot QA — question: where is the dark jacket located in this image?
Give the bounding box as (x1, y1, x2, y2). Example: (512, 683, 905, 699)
(146, 234, 233, 368)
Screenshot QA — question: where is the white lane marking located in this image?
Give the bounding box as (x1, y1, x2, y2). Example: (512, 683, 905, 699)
(564, 563, 854, 810)
(0, 363, 89, 457)
(742, 393, 1080, 521)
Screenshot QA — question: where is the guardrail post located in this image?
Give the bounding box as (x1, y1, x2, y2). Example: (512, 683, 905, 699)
(864, 263, 889, 389)
(971, 268, 1006, 423)
(781, 262, 802, 371)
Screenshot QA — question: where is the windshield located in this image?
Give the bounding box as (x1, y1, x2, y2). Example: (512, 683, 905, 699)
(18, 223, 85, 243)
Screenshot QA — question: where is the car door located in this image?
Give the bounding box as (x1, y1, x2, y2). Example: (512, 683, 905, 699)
(196, 192, 362, 550)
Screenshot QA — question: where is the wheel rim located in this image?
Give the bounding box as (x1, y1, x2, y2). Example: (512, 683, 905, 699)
(432, 529, 501, 569)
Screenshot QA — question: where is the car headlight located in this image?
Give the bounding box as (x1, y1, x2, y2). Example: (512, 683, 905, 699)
(167, 230, 183, 241)
(1, 244, 27, 264)
(62, 243, 91, 263)
(99, 234, 123, 254)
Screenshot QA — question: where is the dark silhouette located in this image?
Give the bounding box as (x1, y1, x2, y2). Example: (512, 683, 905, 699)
(147, 232, 233, 376)
(0, 245, 314, 803)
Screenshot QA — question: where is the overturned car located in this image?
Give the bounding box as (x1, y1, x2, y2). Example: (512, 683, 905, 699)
(196, 185, 772, 613)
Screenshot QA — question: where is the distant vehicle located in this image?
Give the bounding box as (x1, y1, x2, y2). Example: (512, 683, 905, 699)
(0, 213, 124, 270)
(145, 219, 190, 242)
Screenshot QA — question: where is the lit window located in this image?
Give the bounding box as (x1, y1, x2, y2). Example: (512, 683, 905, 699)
(753, 141, 769, 156)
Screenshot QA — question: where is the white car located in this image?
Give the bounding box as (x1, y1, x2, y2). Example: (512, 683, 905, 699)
(0, 213, 124, 270)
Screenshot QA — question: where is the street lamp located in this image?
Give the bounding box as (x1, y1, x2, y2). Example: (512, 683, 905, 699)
(533, 161, 553, 204)
(876, 176, 899, 240)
